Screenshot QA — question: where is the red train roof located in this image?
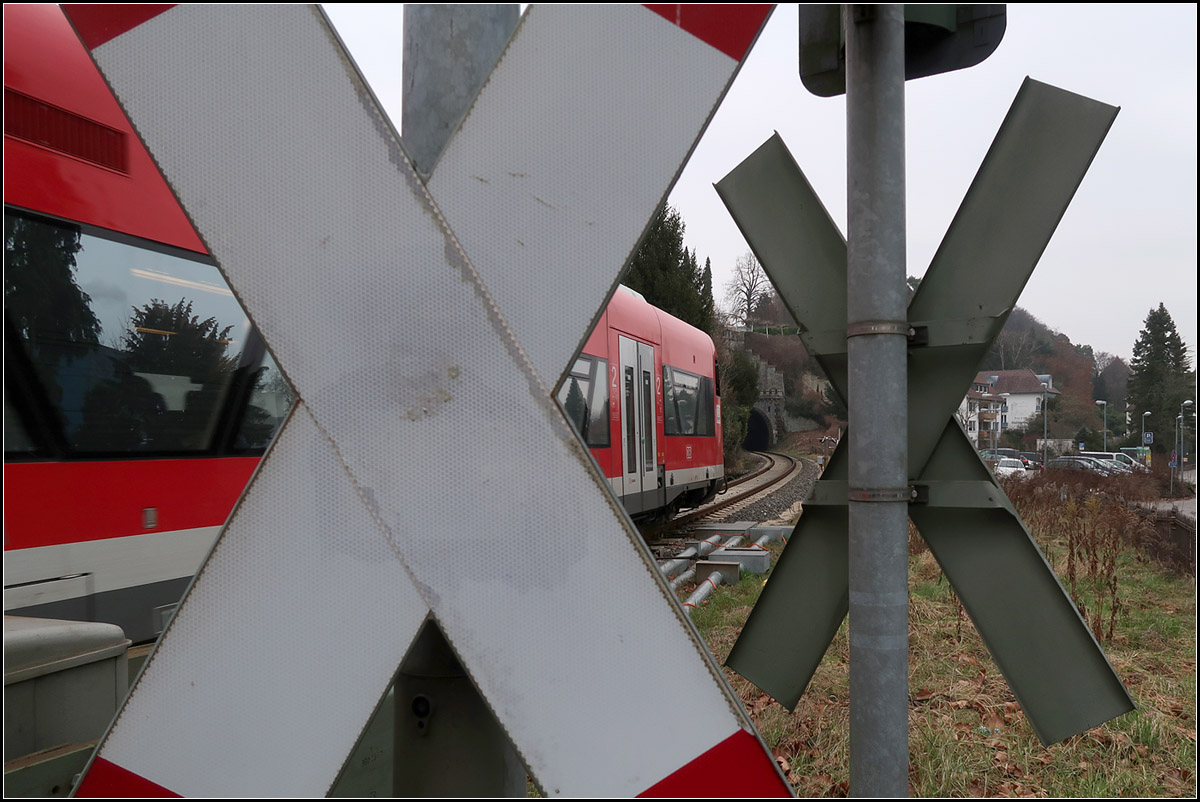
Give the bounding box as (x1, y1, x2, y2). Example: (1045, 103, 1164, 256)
(606, 285, 716, 374)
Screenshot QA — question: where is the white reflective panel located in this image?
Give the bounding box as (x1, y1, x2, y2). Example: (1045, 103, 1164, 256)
(430, 4, 738, 385)
(100, 405, 428, 797)
(88, 5, 762, 795)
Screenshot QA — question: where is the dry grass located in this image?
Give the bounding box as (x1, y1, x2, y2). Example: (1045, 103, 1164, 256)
(680, 471, 1197, 797)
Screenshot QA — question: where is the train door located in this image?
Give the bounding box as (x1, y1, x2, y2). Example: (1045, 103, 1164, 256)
(618, 336, 657, 513)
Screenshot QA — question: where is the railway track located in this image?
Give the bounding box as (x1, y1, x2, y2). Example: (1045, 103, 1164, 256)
(644, 451, 802, 538)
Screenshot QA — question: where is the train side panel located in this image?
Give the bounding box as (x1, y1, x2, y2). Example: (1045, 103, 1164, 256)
(655, 306, 724, 510)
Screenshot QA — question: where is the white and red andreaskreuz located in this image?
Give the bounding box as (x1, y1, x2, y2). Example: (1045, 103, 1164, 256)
(63, 4, 789, 797)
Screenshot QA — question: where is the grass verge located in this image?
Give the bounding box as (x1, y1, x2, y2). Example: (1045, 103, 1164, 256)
(681, 474, 1196, 797)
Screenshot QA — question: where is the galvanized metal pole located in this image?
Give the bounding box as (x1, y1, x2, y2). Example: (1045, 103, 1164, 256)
(1097, 400, 1107, 452)
(844, 5, 909, 797)
(1141, 411, 1149, 465)
(1172, 415, 1179, 495)
(397, 6, 524, 797)
(402, 4, 520, 177)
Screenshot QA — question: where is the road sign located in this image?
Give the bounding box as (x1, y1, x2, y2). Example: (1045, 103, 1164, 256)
(1145, 431, 1154, 444)
(65, 5, 788, 797)
(715, 78, 1132, 746)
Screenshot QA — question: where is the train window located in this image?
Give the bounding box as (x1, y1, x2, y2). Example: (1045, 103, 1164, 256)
(695, 376, 715, 437)
(641, 369, 652, 470)
(234, 349, 295, 450)
(624, 366, 636, 473)
(665, 366, 699, 435)
(663, 366, 715, 437)
(662, 368, 679, 435)
(555, 355, 609, 449)
(586, 358, 610, 447)
(4, 390, 35, 452)
(4, 209, 261, 455)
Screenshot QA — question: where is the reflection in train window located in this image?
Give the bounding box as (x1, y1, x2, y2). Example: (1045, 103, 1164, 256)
(4, 209, 287, 456)
(663, 366, 714, 437)
(235, 349, 295, 450)
(556, 355, 609, 448)
(4, 390, 35, 453)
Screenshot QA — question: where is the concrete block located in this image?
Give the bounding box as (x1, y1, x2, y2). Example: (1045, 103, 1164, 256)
(749, 525, 793, 544)
(711, 546, 771, 574)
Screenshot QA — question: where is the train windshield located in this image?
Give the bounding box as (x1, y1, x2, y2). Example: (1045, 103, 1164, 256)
(4, 209, 293, 457)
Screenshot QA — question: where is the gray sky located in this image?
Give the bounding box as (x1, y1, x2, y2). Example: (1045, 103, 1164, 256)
(325, 4, 1197, 366)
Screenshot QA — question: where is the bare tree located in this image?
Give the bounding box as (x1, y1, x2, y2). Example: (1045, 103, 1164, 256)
(992, 327, 1039, 370)
(724, 251, 770, 327)
(1093, 351, 1116, 374)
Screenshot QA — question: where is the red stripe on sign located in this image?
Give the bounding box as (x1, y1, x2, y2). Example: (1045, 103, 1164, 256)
(643, 5, 773, 61)
(3, 458, 259, 551)
(61, 4, 176, 50)
(638, 728, 791, 797)
(75, 756, 180, 797)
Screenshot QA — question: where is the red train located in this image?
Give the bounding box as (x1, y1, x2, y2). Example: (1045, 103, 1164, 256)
(3, 4, 291, 643)
(3, 5, 722, 646)
(561, 286, 724, 521)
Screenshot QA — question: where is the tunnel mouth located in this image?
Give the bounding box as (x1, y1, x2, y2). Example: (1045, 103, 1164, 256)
(743, 407, 771, 451)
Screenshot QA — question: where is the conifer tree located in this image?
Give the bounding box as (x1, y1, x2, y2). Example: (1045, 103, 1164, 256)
(1127, 303, 1193, 452)
(696, 256, 716, 335)
(622, 204, 707, 330)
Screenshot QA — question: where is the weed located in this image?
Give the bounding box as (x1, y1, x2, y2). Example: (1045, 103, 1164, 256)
(681, 467, 1197, 798)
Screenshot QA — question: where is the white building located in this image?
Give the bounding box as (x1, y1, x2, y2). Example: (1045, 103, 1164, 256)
(958, 369, 1060, 449)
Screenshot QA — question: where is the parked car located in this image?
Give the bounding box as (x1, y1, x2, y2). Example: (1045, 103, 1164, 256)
(1019, 452, 1044, 470)
(1080, 451, 1149, 474)
(1046, 456, 1113, 477)
(982, 448, 1041, 471)
(993, 458, 1027, 479)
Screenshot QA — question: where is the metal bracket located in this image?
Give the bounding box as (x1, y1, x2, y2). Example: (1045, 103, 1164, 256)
(807, 481, 930, 505)
(845, 320, 910, 339)
(847, 486, 916, 502)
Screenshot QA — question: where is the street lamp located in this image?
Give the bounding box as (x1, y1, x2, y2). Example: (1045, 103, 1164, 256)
(1041, 382, 1049, 467)
(1172, 400, 1193, 496)
(1173, 415, 1182, 495)
(1183, 400, 1194, 461)
(1095, 399, 1107, 452)
(1179, 400, 1194, 490)
(1141, 411, 1151, 465)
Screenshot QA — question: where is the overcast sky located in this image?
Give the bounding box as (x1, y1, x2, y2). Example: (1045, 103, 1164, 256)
(324, 4, 1196, 367)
